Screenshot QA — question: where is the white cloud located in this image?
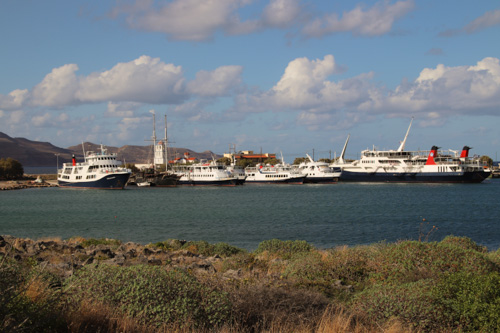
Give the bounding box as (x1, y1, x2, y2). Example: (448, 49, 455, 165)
(383, 57, 500, 114)
(76, 55, 187, 104)
(114, 0, 247, 41)
(0, 89, 29, 110)
(108, 0, 413, 41)
(302, 0, 414, 38)
(31, 64, 79, 107)
(187, 65, 243, 97)
(262, 0, 301, 28)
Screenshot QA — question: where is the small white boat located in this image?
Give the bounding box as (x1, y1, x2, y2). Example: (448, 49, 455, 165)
(296, 154, 341, 183)
(245, 163, 305, 184)
(172, 161, 237, 186)
(136, 181, 152, 187)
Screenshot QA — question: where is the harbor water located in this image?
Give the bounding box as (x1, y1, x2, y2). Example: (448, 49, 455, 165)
(1, 179, 500, 251)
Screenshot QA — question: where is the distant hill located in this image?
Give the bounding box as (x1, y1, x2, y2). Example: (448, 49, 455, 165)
(0, 132, 221, 167)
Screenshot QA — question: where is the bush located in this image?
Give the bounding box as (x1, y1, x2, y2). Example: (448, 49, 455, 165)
(255, 239, 313, 259)
(440, 235, 487, 253)
(182, 240, 246, 257)
(368, 240, 498, 284)
(80, 238, 122, 248)
(434, 272, 500, 331)
(0, 158, 24, 180)
(64, 264, 231, 329)
(350, 279, 445, 331)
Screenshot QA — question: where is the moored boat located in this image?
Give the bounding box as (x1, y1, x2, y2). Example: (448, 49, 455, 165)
(172, 161, 237, 186)
(296, 154, 341, 183)
(58, 145, 131, 189)
(331, 119, 491, 183)
(245, 163, 305, 184)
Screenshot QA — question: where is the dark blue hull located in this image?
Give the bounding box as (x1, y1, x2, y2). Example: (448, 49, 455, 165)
(246, 177, 305, 184)
(58, 173, 131, 189)
(304, 176, 338, 184)
(339, 170, 491, 183)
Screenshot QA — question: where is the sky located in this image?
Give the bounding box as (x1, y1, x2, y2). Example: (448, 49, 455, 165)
(1, 0, 499, 161)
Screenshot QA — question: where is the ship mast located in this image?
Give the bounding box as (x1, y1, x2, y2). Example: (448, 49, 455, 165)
(397, 117, 413, 152)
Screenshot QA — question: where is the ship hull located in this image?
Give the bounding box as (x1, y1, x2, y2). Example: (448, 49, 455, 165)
(304, 176, 338, 184)
(58, 173, 131, 189)
(177, 179, 237, 186)
(245, 177, 305, 184)
(339, 170, 490, 183)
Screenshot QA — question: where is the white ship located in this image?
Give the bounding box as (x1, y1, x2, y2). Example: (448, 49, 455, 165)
(58, 144, 131, 189)
(296, 154, 341, 183)
(245, 163, 305, 184)
(331, 119, 491, 183)
(172, 161, 237, 186)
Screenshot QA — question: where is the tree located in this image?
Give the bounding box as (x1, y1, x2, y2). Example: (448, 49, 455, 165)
(318, 158, 332, 164)
(0, 158, 24, 180)
(480, 155, 493, 167)
(217, 157, 232, 166)
(125, 163, 139, 173)
(263, 158, 280, 165)
(235, 158, 254, 168)
(293, 157, 307, 165)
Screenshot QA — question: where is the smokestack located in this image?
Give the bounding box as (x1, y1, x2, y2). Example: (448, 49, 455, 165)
(425, 146, 439, 165)
(460, 146, 471, 158)
(72, 154, 76, 166)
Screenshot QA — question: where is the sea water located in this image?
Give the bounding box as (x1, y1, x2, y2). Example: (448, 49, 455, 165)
(1, 179, 500, 251)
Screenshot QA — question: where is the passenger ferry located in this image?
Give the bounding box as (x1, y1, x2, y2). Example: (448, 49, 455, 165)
(172, 161, 237, 186)
(245, 164, 305, 184)
(332, 119, 491, 183)
(296, 154, 341, 183)
(58, 144, 131, 189)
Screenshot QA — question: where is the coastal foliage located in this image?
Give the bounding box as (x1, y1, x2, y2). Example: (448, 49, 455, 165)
(0, 157, 24, 180)
(1, 235, 500, 332)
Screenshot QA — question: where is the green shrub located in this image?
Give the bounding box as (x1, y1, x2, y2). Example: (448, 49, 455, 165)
(255, 239, 313, 259)
(64, 264, 231, 329)
(80, 238, 122, 248)
(0, 257, 66, 332)
(181, 240, 245, 257)
(440, 235, 487, 253)
(434, 272, 500, 331)
(350, 279, 444, 331)
(368, 240, 497, 284)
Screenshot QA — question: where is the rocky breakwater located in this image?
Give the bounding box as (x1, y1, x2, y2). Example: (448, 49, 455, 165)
(0, 235, 221, 278)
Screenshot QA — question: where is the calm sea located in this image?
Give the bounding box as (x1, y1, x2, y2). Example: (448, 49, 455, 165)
(1, 179, 500, 251)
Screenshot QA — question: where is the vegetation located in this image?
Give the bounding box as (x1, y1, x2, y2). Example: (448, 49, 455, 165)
(216, 157, 232, 166)
(293, 157, 308, 165)
(480, 155, 493, 167)
(2, 235, 500, 332)
(0, 158, 24, 180)
(124, 163, 139, 173)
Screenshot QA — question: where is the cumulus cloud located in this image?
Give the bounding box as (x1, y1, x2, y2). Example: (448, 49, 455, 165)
(1, 56, 245, 110)
(382, 57, 500, 115)
(302, 0, 414, 38)
(31, 64, 79, 107)
(226, 55, 500, 131)
(187, 65, 243, 97)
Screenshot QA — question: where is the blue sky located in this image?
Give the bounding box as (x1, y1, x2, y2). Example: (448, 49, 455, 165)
(1, 0, 499, 161)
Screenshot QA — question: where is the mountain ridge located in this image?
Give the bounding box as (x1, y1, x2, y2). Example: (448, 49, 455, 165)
(0, 132, 220, 167)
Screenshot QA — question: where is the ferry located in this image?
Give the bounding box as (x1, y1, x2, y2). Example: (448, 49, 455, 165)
(332, 119, 491, 183)
(296, 154, 341, 183)
(245, 164, 305, 184)
(172, 161, 237, 186)
(58, 144, 131, 189)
